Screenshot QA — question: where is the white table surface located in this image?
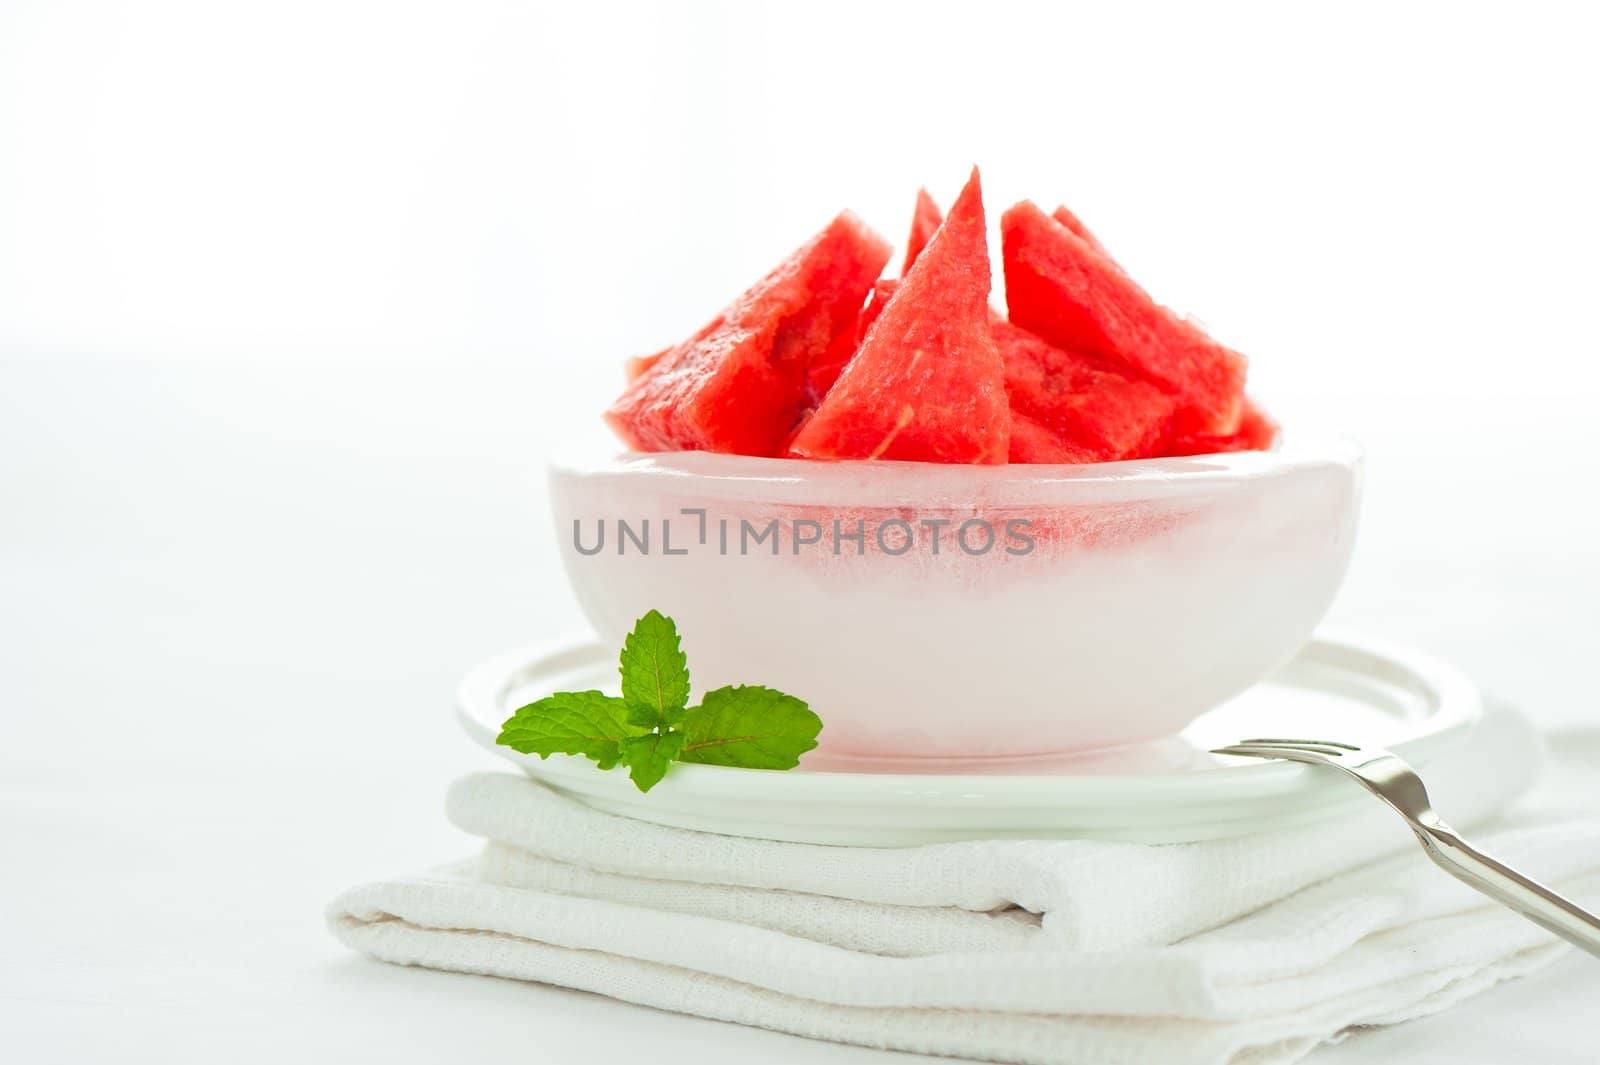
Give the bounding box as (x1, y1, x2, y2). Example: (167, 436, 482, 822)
(4, 356, 1598, 1063)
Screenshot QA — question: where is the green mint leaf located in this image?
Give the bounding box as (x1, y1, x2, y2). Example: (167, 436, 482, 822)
(624, 702, 687, 730)
(625, 705, 659, 729)
(618, 730, 688, 792)
(619, 609, 690, 725)
(496, 691, 646, 770)
(678, 685, 822, 770)
(499, 611, 825, 794)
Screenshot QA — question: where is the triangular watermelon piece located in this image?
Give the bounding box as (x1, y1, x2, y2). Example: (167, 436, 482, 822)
(1007, 418, 1101, 464)
(807, 190, 947, 402)
(624, 346, 670, 382)
(855, 278, 898, 344)
(606, 212, 892, 455)
(1163, 397, 1278, 456)
(788, 168, 1009, 463)
(993, 316, 1175, 463)
(902, 188, 944, 276)
(1002, 200, 1246, 435)
(851, 278, 902, 343)
(838, 188, 947, 360)
(1051, 205, 1119, 270)
(806, 294, 879, 406)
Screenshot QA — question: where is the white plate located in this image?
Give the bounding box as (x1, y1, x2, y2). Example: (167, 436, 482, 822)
(456, 631, 1480, 845)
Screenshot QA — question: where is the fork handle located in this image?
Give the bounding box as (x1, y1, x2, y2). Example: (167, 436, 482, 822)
(1416, 822, 1600, 959)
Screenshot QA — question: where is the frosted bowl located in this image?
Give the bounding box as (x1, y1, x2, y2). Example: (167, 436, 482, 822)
(548, 438, 1363, 768)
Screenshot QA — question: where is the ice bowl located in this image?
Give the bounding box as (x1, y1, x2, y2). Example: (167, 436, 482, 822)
(548, 438, 1363, 768)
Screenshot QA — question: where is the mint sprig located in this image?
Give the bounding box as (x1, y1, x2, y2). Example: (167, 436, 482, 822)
(677, 685, 821, 769)
(619, 608, 691, 729)
(496, 610, 823, 792)
(495, 689, 645, 770)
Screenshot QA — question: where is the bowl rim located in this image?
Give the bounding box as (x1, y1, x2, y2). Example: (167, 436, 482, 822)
(549, 434, 1363, 505)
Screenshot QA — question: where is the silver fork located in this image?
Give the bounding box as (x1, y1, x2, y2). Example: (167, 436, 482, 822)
(1212, 737, 1600, 958)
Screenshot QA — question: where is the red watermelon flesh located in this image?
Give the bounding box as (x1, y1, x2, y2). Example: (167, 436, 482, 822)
(626, 307, 733, 383)
(1007, 417, 1101, 464)
(856, 278, 898, 344)
(768, 188, 946, 407)
(1051, 205, 1119, 269)
(1163, 397, 1278, 456)
(1235, 400, 1278, 449)
(1002, 200, 1246, 435)
(902, 188, 944, 276)
(994, 316, 1175, 463)
(838, 190, 941, 353)
(625, 345, 671, 382)
(788, 168, 1010, 464)
(606, 212, 892, 456)
(806, 296, 876, 405)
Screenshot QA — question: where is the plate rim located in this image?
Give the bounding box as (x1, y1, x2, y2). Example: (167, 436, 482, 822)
(456, 629, 1481, 808)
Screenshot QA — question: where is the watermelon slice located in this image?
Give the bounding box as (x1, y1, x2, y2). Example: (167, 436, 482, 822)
(902, 188, 944, 275)
(1002, 200, 1246, 435)
(606, 212, 892, 456)
(994, 316, 1175, 463)
(624, 346, 670, 382)
(855, 278, 897, 344)
(1163, 397, 1278, 456)
(833, 189, 946, 355)
(843, 190, 943, 352)
(807, 296, 878, 404)
(788, 168, 1010, 464)
(1051, 205, 1119, 269)
(1234, 399, 1278, 449)
(1007, 418, 1101, 465)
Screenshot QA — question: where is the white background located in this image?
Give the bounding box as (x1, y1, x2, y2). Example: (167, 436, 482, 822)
(3, 2, 1598, 1062)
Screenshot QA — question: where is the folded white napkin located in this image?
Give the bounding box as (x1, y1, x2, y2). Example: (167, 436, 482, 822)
(329, 708, 1600, 1065)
